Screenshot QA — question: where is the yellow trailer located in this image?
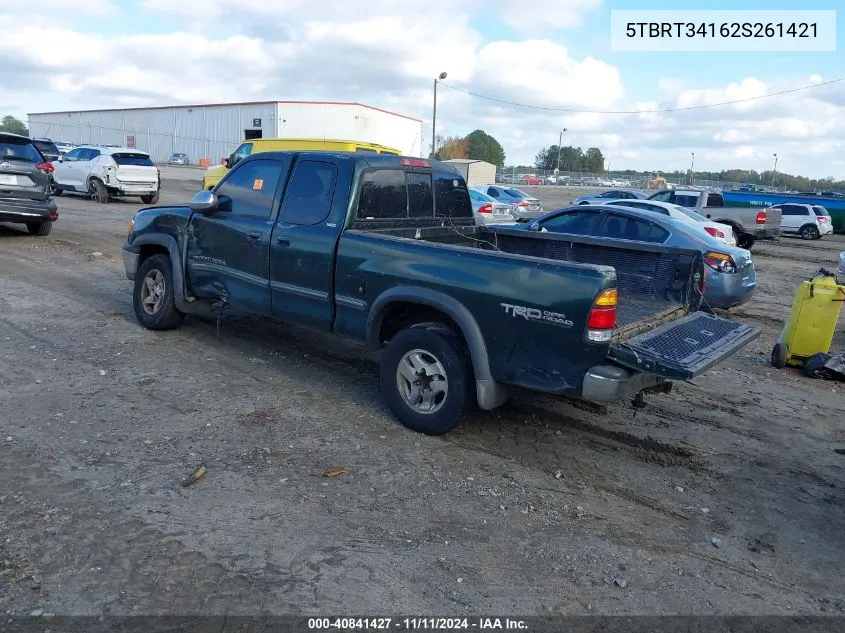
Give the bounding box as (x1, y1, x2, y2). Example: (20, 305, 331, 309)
(771, 271, 845, 369)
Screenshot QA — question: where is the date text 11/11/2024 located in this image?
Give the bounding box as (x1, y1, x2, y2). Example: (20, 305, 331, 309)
(307, 618, 529, 630)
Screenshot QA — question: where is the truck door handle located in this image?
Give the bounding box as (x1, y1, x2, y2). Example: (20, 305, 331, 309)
(275, 237, 290, 246)
(247, 232, 262, 242)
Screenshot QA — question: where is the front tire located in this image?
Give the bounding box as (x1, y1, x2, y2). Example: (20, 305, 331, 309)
(89, 178, 109, 204)
(132, 254, 185, 330)
(380, 322, 470, 436)
(26, 220, 52, 236)
(141, 192, 160, 205)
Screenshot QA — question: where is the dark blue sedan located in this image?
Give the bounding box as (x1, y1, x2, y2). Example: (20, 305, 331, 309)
(572, 189, 647, 205)
(510, 204, 756, 310)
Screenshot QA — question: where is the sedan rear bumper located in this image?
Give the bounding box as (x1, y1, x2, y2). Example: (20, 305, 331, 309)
(705, 269, 756, 309)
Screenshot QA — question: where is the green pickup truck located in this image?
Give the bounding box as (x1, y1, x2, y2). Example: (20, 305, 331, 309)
(122, 152, 760, 435)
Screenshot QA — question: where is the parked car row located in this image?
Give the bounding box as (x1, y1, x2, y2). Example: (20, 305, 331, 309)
(1, 132, 162, 238)
(471, 185, 544, 222)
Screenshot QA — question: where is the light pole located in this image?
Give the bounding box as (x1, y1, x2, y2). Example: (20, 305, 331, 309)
(430, 71, 447, 158)
(689, 152, 695, 185)
(771, 153, 778, 188)
(554, 128, 567, 187)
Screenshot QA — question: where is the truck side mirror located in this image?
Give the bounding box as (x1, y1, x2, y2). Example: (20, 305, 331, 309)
(190, 190, 219, 212)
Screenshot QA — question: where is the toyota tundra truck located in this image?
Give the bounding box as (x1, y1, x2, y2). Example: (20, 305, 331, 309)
(122, 152, 760, 435)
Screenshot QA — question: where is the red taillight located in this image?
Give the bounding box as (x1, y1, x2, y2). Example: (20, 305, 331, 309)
(478, 203, 493, 214)
(49, 211, 58, 221)
(586, 289, 617, 342)
(517, 201, 529, 207)
(400, 158, 431, 168)
(36, 161, 54, 173)
(755, 211, 766, 224)
(819, 216, 829, 222)
(704, 226, 725, 238)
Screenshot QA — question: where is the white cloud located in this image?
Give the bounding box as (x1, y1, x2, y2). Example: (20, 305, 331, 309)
(0, 0, 843, 178)
(489, 0, 603, 32)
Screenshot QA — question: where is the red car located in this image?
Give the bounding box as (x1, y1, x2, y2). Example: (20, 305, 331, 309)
(520, 174, 543, 185)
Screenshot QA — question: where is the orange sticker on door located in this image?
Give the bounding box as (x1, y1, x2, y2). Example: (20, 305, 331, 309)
(253, 179, 264, 190)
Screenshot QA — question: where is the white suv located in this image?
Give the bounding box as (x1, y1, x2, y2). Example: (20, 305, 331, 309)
(52, 145, 160, 204)
(770, 203, 834, 240)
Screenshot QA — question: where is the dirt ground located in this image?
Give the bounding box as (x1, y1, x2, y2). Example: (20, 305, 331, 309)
(2, 178, 845, 616)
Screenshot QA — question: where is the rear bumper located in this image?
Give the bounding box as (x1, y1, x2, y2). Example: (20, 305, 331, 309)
(705, 270, 756, 309)
(475, 214, 515, 226)
(752, 228, 780, 239)
(108, 183, 159, 195)
(0, 197, 57, 223)
(819, 223, 834, 236)
(512, 209, 545, 221)
(123, 246, 140, 280)
(581, 364, 667, 403)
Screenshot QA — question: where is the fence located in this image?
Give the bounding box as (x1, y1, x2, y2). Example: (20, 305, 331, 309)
(496, 167, 791, 193)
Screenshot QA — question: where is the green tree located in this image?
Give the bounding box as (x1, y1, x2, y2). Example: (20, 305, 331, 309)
(0, 115, 28, 136)
(465, 129, 506, 167)
(584, 147, 605, 173)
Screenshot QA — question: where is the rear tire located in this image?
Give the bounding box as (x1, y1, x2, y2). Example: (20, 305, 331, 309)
(48, 180, 62, 196)
(380, 322, 470, 436)
(89, 178, 109, 204)
(132, 254, 185, 330)
(800, 224, 820, 240)
(737, 234, 755, 250)
(141, 192, 160, 205)
(26, 220, 52, 236)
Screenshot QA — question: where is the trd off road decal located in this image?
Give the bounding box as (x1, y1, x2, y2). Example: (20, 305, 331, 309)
(501, 303, 574, 327)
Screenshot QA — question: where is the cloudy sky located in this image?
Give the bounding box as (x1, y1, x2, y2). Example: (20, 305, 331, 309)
(1, 0, 843, 177)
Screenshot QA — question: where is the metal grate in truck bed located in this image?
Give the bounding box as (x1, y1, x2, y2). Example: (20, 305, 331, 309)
(614, 312, 759, 377)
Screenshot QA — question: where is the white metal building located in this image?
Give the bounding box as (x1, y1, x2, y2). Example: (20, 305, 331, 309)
(27, 101, 423, 164)
(443, 159, 497, 187)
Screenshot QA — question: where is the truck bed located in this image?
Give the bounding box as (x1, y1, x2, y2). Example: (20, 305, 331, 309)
(358, 222, 700, 339)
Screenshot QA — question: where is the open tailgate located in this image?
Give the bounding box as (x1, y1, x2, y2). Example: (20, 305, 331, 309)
(607, 312, 760, 381)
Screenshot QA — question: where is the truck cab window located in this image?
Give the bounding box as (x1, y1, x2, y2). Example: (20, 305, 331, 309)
(434, 173, 471, 218)
(357, 169, 407, 219)
(281, 160, 338, 225)
(706, 193, 724, 207)
(215, 159, 283, 218)
(407, 173, 434, 218)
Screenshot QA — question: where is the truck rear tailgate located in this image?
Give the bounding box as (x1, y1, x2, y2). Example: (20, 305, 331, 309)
(608, 312, 760, 381)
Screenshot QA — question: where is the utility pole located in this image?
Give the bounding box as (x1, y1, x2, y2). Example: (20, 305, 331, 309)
(554, 128, 567, 187)
(690, 152, 695, 186)
(430, 72, 447, 158)
(771, 153, 778, 188)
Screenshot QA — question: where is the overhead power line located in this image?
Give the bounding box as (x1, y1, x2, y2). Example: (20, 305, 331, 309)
(437, 76, 845, 114)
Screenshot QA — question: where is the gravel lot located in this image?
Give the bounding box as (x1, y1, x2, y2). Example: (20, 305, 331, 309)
(2, 176, 845, 616)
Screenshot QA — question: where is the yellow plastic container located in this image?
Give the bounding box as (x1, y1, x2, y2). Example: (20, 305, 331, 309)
(771, 272, 845, 368)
